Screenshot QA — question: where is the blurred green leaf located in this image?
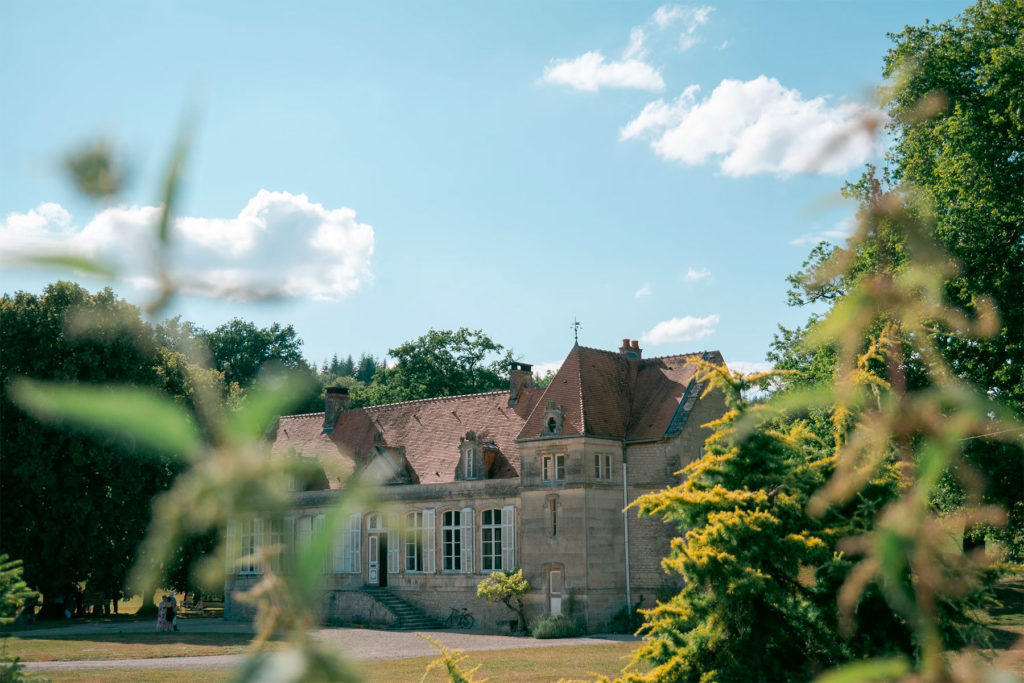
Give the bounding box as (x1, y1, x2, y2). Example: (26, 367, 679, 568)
(7, 254, 117, 278)
(64, 140, 123, 198)
(227, 371, 316, 442)
(157, 124, 192, 246)
(9, 378, 200, 456)
(815, 656, 910, 683)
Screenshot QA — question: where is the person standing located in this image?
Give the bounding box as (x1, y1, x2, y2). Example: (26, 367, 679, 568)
(156, 596, 171, 632)
(168, 593, 178, 632)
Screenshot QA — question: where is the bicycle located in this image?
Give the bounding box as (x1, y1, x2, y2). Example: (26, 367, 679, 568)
(444, 606, 474, 629)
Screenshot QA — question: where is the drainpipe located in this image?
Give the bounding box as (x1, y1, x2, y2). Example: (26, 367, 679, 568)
(621, 440, 631, 611)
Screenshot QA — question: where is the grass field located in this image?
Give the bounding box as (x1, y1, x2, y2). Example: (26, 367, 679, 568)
(34, 642, 641, 682)
(16, 576, 1022, 682)
(3, 632, 273, 662)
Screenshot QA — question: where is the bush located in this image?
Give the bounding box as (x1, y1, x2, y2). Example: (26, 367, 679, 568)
(531, 613, 579, 639)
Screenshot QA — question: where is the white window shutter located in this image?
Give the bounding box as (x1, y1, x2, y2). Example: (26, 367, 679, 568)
(283, 516, 295, 573)
(225, 517, 239, 575)
(387, 513, 400, 574)
(350, 513, 362, 574)
(501, 505, 516, 570)
(423, 508, 436, 574)
(461, 506, 474, 573)
(313, 514, 327, 573)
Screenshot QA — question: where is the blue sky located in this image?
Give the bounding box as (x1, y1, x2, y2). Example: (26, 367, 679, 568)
(1, 2, 970, 375)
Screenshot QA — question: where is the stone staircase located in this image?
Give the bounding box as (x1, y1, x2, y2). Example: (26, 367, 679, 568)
(361, 586, 444, 631)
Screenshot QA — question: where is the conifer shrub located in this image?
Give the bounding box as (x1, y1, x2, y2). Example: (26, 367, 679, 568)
(531, 613, 579, 639)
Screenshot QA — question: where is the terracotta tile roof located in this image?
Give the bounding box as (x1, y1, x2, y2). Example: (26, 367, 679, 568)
(272, 389, 543, 488)
(270, 345, 724, 486)
(518, 345, 723, 441)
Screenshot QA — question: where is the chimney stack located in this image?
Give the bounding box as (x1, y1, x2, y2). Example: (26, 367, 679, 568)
(508, 361, 534, 408)
(619, 338, 643, 359)
(322, 387, 350, 434)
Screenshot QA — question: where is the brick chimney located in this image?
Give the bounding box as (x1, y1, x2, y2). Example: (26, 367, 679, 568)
(619, 338, 642, 359)
(508, 361, 534, 408)
(322, 387, 350, 434)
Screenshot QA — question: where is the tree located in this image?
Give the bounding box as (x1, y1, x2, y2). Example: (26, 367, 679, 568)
(0, 282, 181, 615)
(476, 569, 529, 633)
(361, 329, 514, 406)
(201, 318, 311, 389)
(771, 0, 1024, 558)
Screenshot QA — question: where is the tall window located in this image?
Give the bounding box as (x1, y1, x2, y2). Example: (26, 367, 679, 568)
(542, 454, 565, 482)
(296, 516, 312, 555)
(442, 510, 462, 572)
(594, 453, 612, 480)
(405, 511, 424, 572)
(481, 509, 503, 571)
(465, 448, 476, 479)
(240, 517, 263, 574)
(266, 519, 283, 572)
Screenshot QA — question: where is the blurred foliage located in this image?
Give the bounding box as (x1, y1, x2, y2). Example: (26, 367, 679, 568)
(63, 140, 123, 199)
(626, 3, 1022, 682)
(418, 635, 488, 683)
(770, 0, 1024, 559)
(0, 556, 39, 625)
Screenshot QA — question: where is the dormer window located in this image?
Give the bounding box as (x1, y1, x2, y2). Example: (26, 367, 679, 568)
(460, 431, 483, 480)
(541, 401, 564, 437)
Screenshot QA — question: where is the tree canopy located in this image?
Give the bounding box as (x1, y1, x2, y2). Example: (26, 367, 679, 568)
(0, 282, 180, 611)
(359, 328, 515, 406)
(769, 0, 1024, 558)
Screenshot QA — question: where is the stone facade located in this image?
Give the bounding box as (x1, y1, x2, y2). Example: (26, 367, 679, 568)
(225, 342, 726, 632)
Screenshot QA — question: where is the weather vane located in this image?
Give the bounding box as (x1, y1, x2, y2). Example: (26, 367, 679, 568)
(571, 317, 581, 344)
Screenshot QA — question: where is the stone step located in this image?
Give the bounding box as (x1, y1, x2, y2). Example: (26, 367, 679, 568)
(361, 587, 444, 630)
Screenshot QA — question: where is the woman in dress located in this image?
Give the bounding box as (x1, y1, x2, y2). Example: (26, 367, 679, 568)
(156, 595, 171, 632)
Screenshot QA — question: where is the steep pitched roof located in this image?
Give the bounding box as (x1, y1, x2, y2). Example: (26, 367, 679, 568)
(270, 345, 724, 487)
(518, 346, 722, 441)
(271, 388, 543, 488)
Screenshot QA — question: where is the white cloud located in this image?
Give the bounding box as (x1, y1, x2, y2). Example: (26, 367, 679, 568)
(790, 215, 856, 246)
(530, 360, 563, 380)
(621, 76, 884, 177)
(641, 313, 719, 344)
(541, 51, 665, 92)
(728, 360, 773, 375)
(635, 283, 652, 298)
(0, 191, 375, 302)
(685, 266, 711, 281)
(652, 5, 714, 50)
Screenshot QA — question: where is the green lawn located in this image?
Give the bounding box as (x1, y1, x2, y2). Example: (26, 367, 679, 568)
(4, 633, 273, 662)
(38, 642, 642, 683)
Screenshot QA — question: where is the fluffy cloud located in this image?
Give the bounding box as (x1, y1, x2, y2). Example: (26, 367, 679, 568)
(541, 51, 665, 92)
(635, 283, 652, 298)
(790, 215, 856, 246)
(728, 360, 773, 375)
(641, 313, 719, 344)
(685, 266, 711, 281)
(652, 5, 713, 50)
(621, 76, 884, 176)
(1, 190, 375, 301)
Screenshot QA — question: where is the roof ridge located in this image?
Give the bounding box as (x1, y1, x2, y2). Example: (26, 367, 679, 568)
(280, 411, 326, 420)
(575, 343, 587, 434)
(363, 390, 508, 412)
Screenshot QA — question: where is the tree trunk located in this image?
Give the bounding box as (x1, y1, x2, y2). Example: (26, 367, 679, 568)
(135, 586, 157, 616)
